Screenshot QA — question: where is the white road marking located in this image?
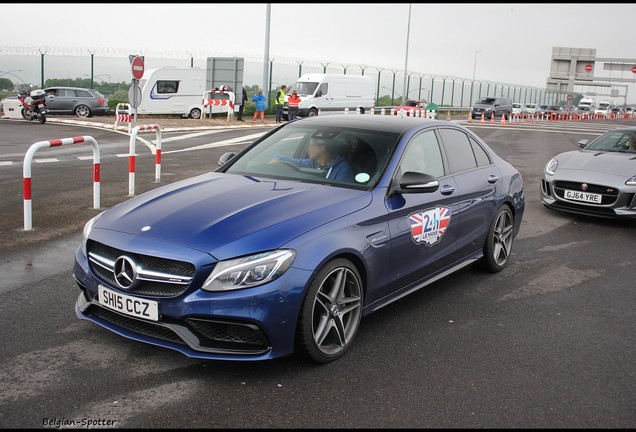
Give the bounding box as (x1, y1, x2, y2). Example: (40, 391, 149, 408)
(162, 132, 265, 154)
(34, 158, 59, 163)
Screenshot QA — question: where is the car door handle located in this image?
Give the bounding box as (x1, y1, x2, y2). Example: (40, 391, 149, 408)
(440, 185, 455, 195)
(487, 175, 499, 184)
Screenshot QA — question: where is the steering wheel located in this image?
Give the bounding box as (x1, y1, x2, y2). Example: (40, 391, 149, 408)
(274, 159, 302, 171)
(272, 158, 327, 177)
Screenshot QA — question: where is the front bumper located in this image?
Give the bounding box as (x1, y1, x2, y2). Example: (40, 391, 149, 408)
(73, 246, 314, 361)
(540, 177, 636, 219)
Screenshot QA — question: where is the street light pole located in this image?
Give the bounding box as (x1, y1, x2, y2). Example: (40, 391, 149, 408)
(262, 3, 271, 95)
(470, 50, 482, 105)
(0, 70, 28, 89)
(401, 3, 412, 105)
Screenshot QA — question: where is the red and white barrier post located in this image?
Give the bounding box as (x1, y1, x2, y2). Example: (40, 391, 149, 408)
(23, 136, 101, 231)
(114, 103, 133, 133)
(202, 90, 235, 121)
(128, 124, 163, 196)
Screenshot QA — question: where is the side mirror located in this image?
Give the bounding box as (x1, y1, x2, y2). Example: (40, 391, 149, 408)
(399, 172, 439, 194)
(577, 139, 589, 149)
(218, 152, 236, 166)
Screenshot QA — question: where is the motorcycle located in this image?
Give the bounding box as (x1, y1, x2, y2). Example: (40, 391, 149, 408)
(18, 89, 47, 124)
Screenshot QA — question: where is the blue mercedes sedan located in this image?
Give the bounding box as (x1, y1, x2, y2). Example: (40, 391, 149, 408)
(73, 115, 525, 363)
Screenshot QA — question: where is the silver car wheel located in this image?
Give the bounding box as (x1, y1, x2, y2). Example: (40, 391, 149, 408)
(75, 105, 91, 118)
(311, 266, 362, 356)
(492, 208, 514, 267)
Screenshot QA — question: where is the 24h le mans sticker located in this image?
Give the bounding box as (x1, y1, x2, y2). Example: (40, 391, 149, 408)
(408, 206, 452, 246)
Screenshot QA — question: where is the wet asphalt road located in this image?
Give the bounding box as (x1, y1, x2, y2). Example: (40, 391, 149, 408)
(0, 117, 634, 428)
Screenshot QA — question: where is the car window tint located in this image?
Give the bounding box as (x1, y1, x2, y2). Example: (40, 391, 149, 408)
(59, 89, 73, 97)
(76, 90, 92, 98)
(438, 128, 477, 173)
(400, 131, 444, 178)
(469, 137, 492, 167)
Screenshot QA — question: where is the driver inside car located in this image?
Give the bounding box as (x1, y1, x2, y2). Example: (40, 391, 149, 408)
(270, 135, 354, 182)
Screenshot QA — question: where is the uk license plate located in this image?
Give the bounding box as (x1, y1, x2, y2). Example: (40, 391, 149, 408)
(98, 285, 159, 321)
(564, 189, 602, 204)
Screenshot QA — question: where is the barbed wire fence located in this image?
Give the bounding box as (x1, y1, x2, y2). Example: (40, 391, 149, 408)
(0, 46, 557, 107)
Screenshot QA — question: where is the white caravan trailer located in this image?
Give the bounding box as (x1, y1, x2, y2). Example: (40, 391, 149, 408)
(136, 67, 233, 118)
(284, 73, 376, 118)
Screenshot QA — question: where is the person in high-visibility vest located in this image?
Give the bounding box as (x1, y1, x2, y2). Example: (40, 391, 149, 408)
(275, 85, 287, 123)
(287, 90, 301, 121)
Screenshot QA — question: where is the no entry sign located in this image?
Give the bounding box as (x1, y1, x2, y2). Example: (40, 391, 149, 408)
(585, 64, 593, 72)
(131, 56, 145, 80)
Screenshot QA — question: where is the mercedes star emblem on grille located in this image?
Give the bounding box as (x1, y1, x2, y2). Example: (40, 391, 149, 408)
(114, 256, 137, 289)
(581, 183, 588, 191)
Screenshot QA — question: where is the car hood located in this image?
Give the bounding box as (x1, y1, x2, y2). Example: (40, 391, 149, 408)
(557, 150, 636, 176)
(93, 172, 372, 260)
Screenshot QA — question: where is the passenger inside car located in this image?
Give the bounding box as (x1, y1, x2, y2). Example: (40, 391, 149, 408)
(270, 135, 354, 182)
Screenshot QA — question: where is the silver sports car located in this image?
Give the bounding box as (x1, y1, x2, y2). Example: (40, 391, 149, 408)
(540, 127, 636, 219)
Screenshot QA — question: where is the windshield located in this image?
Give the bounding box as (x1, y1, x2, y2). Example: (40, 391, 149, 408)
(513, 104, 521, 108)
(476, 98, 496, 105)
(287, 82, 319, 96)
(223, 123, 400, 190)
(598, 103, 610, 109)
(526, 104, 536, 108)
(586, 131, 636, 153)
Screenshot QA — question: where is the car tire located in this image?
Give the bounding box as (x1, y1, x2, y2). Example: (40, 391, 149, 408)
(480, 204, 515, 273)
(295, 258, 363, 363)
(307, 108, 318, 117)
(75, 105, 91, 118)
(189, 108, 202, 119)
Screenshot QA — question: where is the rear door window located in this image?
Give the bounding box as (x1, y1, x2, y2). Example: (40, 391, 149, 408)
(438, 128, 477, 173)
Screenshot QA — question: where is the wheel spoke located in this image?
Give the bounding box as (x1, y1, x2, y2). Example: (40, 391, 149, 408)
(327, 269, 345, 302)
(333, 315, 347, 346)
(315, 318, 335, 347)
(338, 295, 361, 315)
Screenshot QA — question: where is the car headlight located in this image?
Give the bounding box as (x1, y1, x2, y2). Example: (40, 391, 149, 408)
(202, 250, 296, 292)
(81, 211, 106, 257)
(626, 175, 636, 186)
(545, 158, 558, 176)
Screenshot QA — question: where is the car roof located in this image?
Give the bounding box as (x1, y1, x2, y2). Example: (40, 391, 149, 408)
(287, 114, 456, 134)
(44, 86, 97, 91)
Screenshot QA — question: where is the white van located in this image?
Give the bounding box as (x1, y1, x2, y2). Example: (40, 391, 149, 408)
(594, 100, 612, 117)
(137, 67, 232, 119)
(284, 73, 375, 118)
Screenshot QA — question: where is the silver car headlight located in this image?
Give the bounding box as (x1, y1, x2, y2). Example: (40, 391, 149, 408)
(626, 175, 636, 186)
(545, 158, 558, 176)
(202, 250, 296, 292)
(81, 211, 106, 257)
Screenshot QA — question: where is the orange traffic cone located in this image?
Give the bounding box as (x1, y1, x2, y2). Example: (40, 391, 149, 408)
(468, 110, 473, 123)
(500, 113, 506, 125)
(490, 112, 495, 124)
(480, 112, 485, 124)
(447, 110, 451, 121)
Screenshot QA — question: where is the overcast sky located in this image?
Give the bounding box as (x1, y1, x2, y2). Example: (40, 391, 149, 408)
(2, 3, 636, 101)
